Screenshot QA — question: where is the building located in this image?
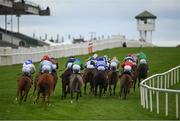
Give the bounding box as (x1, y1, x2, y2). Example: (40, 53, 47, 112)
(135, 10, 157, 44)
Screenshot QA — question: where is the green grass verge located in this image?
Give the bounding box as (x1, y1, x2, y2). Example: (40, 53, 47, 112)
(0, 47, 180, 120)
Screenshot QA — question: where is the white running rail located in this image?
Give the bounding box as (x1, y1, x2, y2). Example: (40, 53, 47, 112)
(140, 65, 180, 119)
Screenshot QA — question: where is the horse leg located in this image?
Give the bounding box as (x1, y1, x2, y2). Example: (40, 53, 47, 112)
(34, 90, 40, 104)
(124, 82, 127, 100)
(76, 86, 81, 101)
(16, 88, 20, 101)
(61, 83, 65, 99)
(99, 85, 103, 97)
(109, 84, 112, 96)
(19, 90, 23, 104)
(113, 82, 117, 96)
(94, 83, 98, 96)
(138, 77, 141, 87)
(70, 90, 73, 99)
(119, 82, 123, 98)
(84, 82, 87, 95)
(133, 78, 136, 92)
(23, 89, 29, 102)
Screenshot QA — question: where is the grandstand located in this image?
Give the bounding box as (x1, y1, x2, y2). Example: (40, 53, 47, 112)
(0, 0, 50, 48)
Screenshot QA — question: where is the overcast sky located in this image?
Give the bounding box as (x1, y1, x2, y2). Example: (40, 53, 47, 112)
(0, 0, 180, 45)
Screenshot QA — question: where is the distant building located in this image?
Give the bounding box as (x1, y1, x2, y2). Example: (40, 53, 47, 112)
(0, 0, 50, 48)
(0, 27, 49, 48)
(73, 38, 85, 44)
(135, 10, 157, 44)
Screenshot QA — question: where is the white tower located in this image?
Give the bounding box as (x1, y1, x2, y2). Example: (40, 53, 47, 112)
(135, 11, 157, 44)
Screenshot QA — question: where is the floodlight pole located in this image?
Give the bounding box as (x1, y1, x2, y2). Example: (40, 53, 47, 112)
(17, 15, 20, 33)
(5, 15, 7, 33)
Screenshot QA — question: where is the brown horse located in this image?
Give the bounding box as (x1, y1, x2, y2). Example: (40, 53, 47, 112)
(83, 68, 97, 95)
(119, 73, 132, 99)
(94, 70, 108, 97)
(69, 73, 83, 102)
(132, 65, 138, 91)
(51, 70, 58, 93)
(33, 73, 40, 95)
(16, 75, 32, 103)
(61, 68, 72, 99)
(108, 68, 118, 96)
(33, 71, 57, 95)
(34, 72, 54, 106)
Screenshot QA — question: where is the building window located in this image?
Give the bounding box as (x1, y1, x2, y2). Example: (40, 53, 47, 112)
(19, 41, 25, 47)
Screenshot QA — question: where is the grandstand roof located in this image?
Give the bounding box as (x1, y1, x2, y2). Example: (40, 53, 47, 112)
(0, 0, 50, 16)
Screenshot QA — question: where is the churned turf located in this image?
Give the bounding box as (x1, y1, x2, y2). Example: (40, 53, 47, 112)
(0, 47, 179, 120)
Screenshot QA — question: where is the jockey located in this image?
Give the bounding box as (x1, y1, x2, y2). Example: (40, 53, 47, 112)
(110, 56, 119, 71)
(92, 53, 98, 60)
(103, 55, 110, 70)
(22, 60, 36, 78)
(40, 55, 53, 73)
(124, 54, 137, 66)
(136, 52, 148, 65)
(49, 57, 58, 73)
(72, 58, 84, 74)
(139, 58, 147, 65)
(137, 52, 147, 61)
(66, 56, 76, 69)
(85, 58, 96, 69)
(121, 59, 135, 76)
(96, 56, 106, 71)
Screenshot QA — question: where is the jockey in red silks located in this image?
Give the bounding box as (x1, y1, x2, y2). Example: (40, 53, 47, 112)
(121, 58, 135, 78)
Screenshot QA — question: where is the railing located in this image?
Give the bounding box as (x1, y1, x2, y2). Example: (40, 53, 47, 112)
(0, 39, 123, 65)
(140, 65, 180, 119)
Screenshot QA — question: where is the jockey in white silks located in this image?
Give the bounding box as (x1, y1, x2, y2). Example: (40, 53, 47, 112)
(22, 60, 36, 77)
(72, 58, 84, 74)
(86, 59, 96, 69)
(40, 55, 53, 73)
(96, 57, 106, 71)
(140, 59, 147, 64)
(110, 56, 119, 71)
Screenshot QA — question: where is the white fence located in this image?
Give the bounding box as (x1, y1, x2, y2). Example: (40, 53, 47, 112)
(140, 65, 180, 119)
(0, 39, 125, 65)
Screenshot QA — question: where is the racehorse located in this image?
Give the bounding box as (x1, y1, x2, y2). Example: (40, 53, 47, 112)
(137, 63, 148, 87)
(94, 70, 108, 97)
(132, 65, 138, 91)
(50, 57, 59, 93)
(69, 73, 83, 102)
(107, 67, 118, 96)
(16, 75, 32, 103)
(33, 73, 40, 95)
(33, 71, 57, 96)
(34, 72, 54, 107)
(51, 70, 58, 93)
(61, 68, 72, 99)
(119, 73, 132, 99)
(83, 68, 96, 95)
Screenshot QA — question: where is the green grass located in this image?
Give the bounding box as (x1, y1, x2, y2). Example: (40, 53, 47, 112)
(0, 47, 180, 120)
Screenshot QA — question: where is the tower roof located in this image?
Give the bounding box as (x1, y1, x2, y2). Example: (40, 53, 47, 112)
(135, 10, 157, 19)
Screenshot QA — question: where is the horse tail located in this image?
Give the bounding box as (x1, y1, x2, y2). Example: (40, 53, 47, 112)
(75, 77, 80, 93)
(88, 70, 94, 82)
(112, 71, 117, 84)
(123, 75, 129, 95)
